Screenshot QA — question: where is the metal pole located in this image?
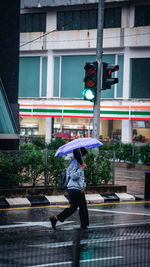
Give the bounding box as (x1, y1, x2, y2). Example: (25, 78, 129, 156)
(112, 150, 116, 185)
(72, 230, 80, 267)
(93, 0, 104, 140)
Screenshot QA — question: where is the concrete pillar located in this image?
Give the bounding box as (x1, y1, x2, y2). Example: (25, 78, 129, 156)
(47, 50, 54, 98)
(121, 120, 132, 143)
(45, 50, 54, 143)
(45, 117, 52, 144)
(123, 48, 130, 99)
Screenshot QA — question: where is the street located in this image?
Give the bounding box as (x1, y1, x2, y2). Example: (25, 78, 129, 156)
(0, 201, 150, 266)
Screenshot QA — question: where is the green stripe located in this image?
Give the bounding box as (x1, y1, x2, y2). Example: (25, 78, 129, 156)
(63, 110, 129, 115)
(20, 108, 62, 113)
(131, 111, 150, 116)
(63, 110, 93, 114)
(101, 111, 129, 115)
(19, 108, 150, 116)
(20, 108, 32, 112)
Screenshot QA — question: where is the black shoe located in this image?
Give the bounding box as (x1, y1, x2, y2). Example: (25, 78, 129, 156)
(49, 216, 57, 230)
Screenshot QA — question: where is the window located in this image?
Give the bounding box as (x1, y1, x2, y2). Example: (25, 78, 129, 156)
(0, 82, 16, 134)
(53, 54, 123, 99)
(130, 58, 150, 98)
(19, 57, 47, 98)
(20, 13, 46, 32)
(20, 127, 38, 136)
(104, 7, 121, 28)
(135, 5, 150, 26)
(57, 8, 121, 31)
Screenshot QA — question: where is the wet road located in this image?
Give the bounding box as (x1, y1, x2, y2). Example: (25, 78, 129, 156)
(0, 201, 150, 266)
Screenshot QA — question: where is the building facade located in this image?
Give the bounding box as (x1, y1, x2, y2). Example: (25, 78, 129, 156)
(19, 0, 150, 143)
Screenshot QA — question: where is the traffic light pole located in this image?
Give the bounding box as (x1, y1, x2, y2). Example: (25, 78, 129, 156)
(93, 0, 104, 140)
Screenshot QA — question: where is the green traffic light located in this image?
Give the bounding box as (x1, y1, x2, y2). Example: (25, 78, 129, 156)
(83, 89, 95, 101)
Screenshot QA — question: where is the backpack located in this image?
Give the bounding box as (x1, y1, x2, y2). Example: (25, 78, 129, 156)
(59, 170, 68, 190)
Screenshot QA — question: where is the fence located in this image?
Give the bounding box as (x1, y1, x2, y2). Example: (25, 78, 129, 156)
(0, 149, 114, 188)
(0, 142, 150, 188)
(0, 224, 150, 266)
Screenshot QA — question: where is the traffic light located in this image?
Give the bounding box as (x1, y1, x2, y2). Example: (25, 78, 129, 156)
(83, 62, 97, 101)
(102, 63, 119, 90)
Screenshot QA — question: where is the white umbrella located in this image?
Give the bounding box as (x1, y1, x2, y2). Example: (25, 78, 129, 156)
(55, 137, 103, 157)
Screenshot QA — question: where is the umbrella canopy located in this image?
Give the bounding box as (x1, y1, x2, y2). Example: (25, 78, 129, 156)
(53, 132, 71, 139)
(55, 137, 103, 157)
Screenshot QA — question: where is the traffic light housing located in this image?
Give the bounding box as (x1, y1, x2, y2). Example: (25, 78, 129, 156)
(83, 62, 97, 101)
(102, 63, 119, 90)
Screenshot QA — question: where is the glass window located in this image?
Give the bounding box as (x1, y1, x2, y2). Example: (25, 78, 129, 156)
(104, 8, 121, 28)
(20, 128, 39, 136)
(0, 83, 16, 134)
(42, 57, 47, 97)
(19, 56, 47, 98)
(61, 55, 96, 98)
(20, 13, 46, 32)
(19, 57, 40, 97)
(57, 8, 121, 31)
(130, 58, 150, 98)
(53, 54, 123, 99)
(135, 5, 150, 26)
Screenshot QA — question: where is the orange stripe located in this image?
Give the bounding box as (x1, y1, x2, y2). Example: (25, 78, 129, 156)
(19, 104, 150, 110)
(63, 105, 93, 108)
(20, 104, 62, 108)
(131, 106, 150, 110)
(100, 106, 129, 109)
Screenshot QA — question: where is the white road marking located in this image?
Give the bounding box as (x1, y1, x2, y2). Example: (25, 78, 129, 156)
(88, 208, 150, 216)
(28, 231, 150, 250)
(0, 221, 74, 229)
(26, 256, 123, 267)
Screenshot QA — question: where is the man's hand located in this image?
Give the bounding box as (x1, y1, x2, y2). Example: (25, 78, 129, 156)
(81, 188, 84, 193)
(81, 162, 87, 170)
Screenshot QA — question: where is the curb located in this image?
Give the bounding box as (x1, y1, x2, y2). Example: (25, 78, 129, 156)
(0, 193, 135, 208)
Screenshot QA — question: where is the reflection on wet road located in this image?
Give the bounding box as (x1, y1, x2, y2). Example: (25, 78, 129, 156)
(0, 201, 150, 266)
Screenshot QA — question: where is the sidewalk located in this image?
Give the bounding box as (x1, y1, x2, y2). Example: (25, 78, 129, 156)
(115, 165, 148, 198)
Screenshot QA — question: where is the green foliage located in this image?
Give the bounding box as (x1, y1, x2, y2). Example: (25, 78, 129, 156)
(45, 151, 67, 186)
(0, 153, 20, 188)
(19, 150, 44, 187)
(47, 137, 66, 150)
(84, 151, 96, 184)
(99, 142, 150, 165)
(2, 139, 150, 189)
(139, 144, 150, 165)
(32, 137, 46, 149)
(20, 143, 36, 151)
(84, 151, 112, 185)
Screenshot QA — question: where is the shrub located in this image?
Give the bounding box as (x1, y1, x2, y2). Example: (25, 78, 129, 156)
(0, 153, 20, 188)
(47, 137, 66, 150)
(19, 150, 45, 187)
(32, 137, 46, 149)
(84, 150, 112, 185)
(139, 144, 150, 166)
(45, 151, 67, 186)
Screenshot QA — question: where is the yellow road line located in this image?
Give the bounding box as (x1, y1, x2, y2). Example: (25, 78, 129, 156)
(0, 200, 150, 212)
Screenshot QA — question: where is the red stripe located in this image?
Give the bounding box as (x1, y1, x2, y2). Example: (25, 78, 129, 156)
(130, 117, 150, 121)
(20, 114, 62, 118)
(19, 114, 150, 120)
